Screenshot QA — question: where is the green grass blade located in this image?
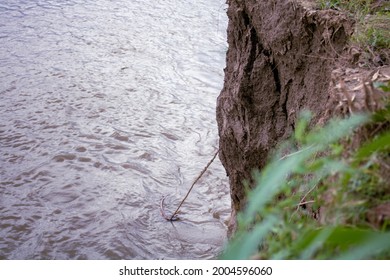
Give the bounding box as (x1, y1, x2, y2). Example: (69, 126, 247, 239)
(221, 215, 278, 260)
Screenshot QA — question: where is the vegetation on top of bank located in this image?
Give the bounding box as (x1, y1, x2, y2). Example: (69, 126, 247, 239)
(317, 0, 389, 65)
(220, 81, 390, 259)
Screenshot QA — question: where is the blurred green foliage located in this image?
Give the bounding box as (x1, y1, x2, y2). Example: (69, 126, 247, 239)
(221, 103, 390, 259)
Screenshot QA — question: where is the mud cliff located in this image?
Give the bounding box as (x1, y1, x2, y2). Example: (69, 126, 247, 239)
(216, 0, 353, 231)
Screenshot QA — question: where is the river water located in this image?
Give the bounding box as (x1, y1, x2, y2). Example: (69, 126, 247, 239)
(0, 0, 230, 259)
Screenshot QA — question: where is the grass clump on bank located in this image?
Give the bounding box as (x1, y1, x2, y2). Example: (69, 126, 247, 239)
(317, 0, 390, 64)
(220, 86, 390, 259)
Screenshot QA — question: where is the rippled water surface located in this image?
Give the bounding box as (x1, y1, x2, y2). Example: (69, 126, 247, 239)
(0, 0, 229, 259)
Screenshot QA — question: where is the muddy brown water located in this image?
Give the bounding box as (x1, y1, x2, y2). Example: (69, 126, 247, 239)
(0, 0, 230, 259)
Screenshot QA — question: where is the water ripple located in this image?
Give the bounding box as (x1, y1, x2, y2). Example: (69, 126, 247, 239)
(0, 0, 229, 260)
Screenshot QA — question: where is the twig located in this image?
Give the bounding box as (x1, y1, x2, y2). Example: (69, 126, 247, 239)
(297, 200, 315, 206)
(289, 182, 318, 222)
(160, 148, 220, 221)
(296, 183, 318, 211)
(160, 196, 179, 221)
(279, 145, 315, 161)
